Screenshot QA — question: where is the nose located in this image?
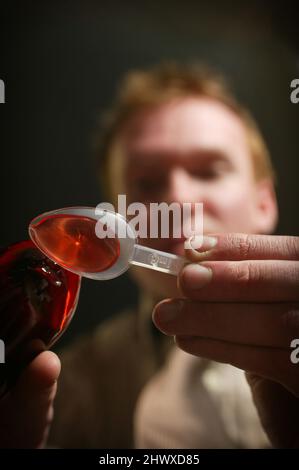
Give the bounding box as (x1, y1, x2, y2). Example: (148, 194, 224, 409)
(165, 166, 199, 204)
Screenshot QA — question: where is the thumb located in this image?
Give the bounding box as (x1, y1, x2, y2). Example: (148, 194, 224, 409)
(16, 350, 61, 396)
(2, 351, 61, 448)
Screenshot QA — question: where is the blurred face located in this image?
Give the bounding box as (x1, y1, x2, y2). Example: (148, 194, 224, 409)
(109, 97, 277, 299)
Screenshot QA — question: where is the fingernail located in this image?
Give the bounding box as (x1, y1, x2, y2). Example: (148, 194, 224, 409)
(153, 300, 182, 323)
(188, 235, 217, 252)
(181, 263, 212, 290)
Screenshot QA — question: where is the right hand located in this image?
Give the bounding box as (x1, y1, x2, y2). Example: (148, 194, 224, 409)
(0, 351, 61, 448)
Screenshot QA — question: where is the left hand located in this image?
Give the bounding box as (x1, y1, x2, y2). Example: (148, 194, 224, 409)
(152, 233, 299, 447)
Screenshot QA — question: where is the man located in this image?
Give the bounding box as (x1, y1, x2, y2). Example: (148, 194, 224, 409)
(1, 62, 298, 448)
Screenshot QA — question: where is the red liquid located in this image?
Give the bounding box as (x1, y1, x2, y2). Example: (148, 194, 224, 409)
(0, 240, 81, 396)
(29, 214, 120, 273)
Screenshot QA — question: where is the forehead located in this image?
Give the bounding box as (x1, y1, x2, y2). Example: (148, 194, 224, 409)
(120, 97, 249, 157)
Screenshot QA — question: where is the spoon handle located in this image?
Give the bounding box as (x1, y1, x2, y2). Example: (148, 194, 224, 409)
(130, 244, 186, 275)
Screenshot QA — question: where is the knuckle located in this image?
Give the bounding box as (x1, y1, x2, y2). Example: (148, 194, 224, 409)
(235, 234, 252, 259)
(231, 261, 256, 284)
(286, 236, 299, 260)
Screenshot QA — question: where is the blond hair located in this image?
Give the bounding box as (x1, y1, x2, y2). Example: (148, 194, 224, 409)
(94, 62, 275, 197)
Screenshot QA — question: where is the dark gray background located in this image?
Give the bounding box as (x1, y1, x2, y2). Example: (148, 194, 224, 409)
(0, 0, 298, 348)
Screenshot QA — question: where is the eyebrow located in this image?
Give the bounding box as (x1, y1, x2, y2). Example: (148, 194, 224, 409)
(186, 148, 232, 163)
(127, 148, 232, 171)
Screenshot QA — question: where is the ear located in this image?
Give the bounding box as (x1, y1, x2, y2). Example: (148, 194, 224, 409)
(253, 178, 278, 234)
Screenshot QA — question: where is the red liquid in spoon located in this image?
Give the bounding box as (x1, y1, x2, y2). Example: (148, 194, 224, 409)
(29, 214, 120, 273)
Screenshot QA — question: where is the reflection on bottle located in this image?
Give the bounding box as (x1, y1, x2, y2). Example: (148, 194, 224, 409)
(0, 240, 81, 396)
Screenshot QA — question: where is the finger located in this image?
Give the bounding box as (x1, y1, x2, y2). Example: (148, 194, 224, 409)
(1, 352, 61, 448)
(153, 299, 299, 348)
(245, 372, 299, 448)
(178, 260, 299, 302)
(184, 233, 299, 262)
(15, 350, 61, 397)
(175, 336, 299, 397)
